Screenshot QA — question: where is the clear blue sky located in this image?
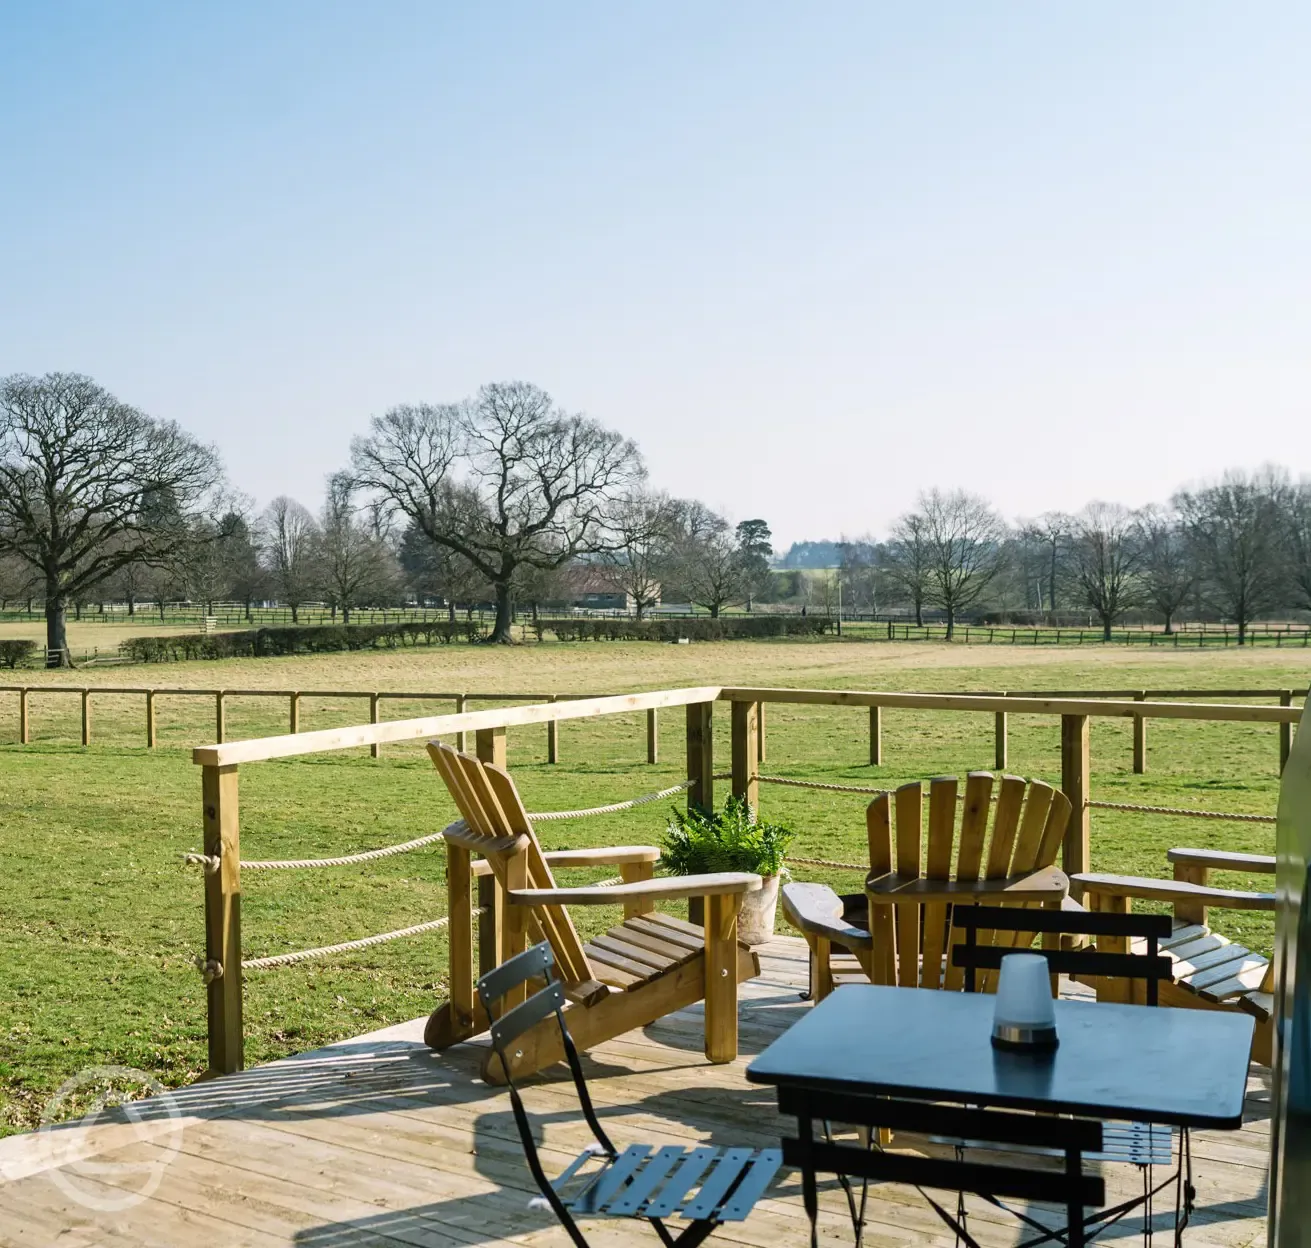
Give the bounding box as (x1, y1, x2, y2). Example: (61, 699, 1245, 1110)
(2, 2, 1307, 549)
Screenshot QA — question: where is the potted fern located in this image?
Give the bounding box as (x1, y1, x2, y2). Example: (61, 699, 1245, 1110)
(661, 796, 794, 945)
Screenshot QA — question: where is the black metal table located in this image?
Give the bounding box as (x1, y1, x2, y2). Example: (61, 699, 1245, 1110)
(746, 985, 1254, 1245)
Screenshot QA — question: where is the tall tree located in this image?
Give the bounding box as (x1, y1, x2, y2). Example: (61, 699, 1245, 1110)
(837, 536, 879, 614)
(352, 382, 643, 643)
(316, 474, 397, 622)
(0, 372, 219, 665)
(261, 496, 320, 623)
(665, 502, 747, 618)
(1136, 504, 1194, 634)
(598, 489, 676, 619)
(915, 488, 1006, 638)
(734, 519, 774, 611)
(881, 514, 931, 626)
(1071, 502, 1143, 640)
(1020, 512, 1074, 615)
(1284, 480, 1311, 615)
(1176, 469, 1289, 645)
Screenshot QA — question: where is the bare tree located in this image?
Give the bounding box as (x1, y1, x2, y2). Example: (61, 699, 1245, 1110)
(1136, 504, 1194, 634)
(664, 502, 748, 618)
(1285, 480, 1311, 615)
(353, 382, 643, 643)
(597, 489, 676, 619)
(261, 496, 320, 623)
(1019, 513, 1074, 616)
(0, 373, 220, 664)
(913, 489, 1006, 638)
(881, 514, 931, 626)
(316, 474, 398, 622)
(837, 537, 879, 615)
(1070, 502, 1143, 640)
(1175, 468, 1289, 645)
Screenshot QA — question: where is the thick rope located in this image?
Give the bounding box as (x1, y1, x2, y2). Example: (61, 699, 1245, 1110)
(244, 831, 448, 871)
(789, 855, 869, 871)
(1086, 801, 1275, 824)
(528, 780, 694, 822)
(240, 908, 489, 971)
(757, 774, 894, 796)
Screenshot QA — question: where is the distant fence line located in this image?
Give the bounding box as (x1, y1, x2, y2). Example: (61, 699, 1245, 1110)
(1, 682, 1302, 774)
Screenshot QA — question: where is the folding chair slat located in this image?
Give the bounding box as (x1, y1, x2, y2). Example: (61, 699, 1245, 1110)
(718, 1149, 783, 1221)
(682, 1148, 755, 1220)
(607, 1145, 686, 1215)
(643, 1146, 720, 1217)
(569, 1144, 651, 1214)
(489, 979, 566, 1049)
(476, 941, 556, 1010)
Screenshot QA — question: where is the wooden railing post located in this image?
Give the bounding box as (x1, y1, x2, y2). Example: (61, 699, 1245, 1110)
(81, 688, 91, 746)
(1060, 714, 1091, 886)
(547, 695, 559, 764)
(869, 705, 882, 766)
(215, 691, 226, 745)
(686, 701, 714, 813)
(202, 763, 243, 1074)
(757, 702, 766, 764)
(18, 687, 28, 744)
(731, 700, 759, 810)
(145, 689, 157, 747)
(994, 693, 1008, 771)
(289, 691, 300, 734)
(455, 694, 468, 753)
(1133, 690, 1147, 774)
(647, 707, 659, 765)
(475, 725, 506, 770)
(1281, 689, 1294, 773)
(370, 692, 381, 759)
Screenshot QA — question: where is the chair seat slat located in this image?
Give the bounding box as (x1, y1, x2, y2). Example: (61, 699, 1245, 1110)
(718, 1149, 783, 1221)
(607, 1145, 686, 1215)
(569, 1144, 650, 1215)
(682, 1148, 756, 1220)
(643, 1146, 720, 1217)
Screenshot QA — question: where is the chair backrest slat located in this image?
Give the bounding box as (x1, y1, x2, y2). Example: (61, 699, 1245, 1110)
(984, 775, 1027, 879)
(489, 979, 567, 1049)
(893, 782, 923, 987)
(477, 940, 556, 1010)
(866, 795, 897, 985)
(430, 741, 593, 986)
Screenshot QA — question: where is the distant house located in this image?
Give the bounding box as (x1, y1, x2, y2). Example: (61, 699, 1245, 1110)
(552, 566, 656, 614)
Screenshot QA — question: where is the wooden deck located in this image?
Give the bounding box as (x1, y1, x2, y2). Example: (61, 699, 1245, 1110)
(0, 937, 1270, 1246)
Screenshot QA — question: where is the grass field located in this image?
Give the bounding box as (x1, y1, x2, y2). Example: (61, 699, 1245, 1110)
(1, 635, 1304, 1137)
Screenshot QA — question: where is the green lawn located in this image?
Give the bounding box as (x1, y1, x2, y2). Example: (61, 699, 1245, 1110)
(0, 638, 1302, 1136)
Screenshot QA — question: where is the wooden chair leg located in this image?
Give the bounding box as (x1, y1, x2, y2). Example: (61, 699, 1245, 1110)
(621, 861, 655, 918)
(1096, 894, 1133, 1005)
(447, 845, 475, 1023)
(812, 935, 834, 1002)
(502, 852, 530, 1011)
(705, 893, 742, 1063)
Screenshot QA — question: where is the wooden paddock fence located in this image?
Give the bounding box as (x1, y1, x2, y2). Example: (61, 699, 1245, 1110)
(1, 682, 1304, 774)
(177, 684, 1307, 1077)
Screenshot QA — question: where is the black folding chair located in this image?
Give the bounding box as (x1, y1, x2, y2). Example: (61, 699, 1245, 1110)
(477, 940, 783, 1248)
(950, 904, 1192, 1246)
(780, 1084, 1105, 1248)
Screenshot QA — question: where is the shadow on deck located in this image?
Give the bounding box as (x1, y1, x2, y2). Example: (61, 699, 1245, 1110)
(0, 937, 1270, 1247)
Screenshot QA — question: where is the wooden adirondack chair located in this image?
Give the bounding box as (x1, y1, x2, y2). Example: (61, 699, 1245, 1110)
(1072, 848, 1276, 1065)
(783, 773, 1071, 998)
(425, 742, 763, 1083)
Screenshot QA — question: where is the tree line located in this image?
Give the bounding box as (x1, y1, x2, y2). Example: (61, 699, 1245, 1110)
(0, 373, 775, 659)
(1, 371, 1307, 664)
(836, 474, 1309, 643)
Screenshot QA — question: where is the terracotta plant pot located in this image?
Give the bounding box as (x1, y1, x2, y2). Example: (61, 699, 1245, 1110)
(687, 874, 781, 946)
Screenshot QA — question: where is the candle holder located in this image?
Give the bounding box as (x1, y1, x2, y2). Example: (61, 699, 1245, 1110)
(991, 952, 1058, 1053)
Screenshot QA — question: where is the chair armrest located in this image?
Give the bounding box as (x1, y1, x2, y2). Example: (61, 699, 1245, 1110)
(508, 871, 762, 907)
(865, 865, 1068, 907)
(1072, 872, 1276, 911)
(444, 819, 529, 856)
(471, 845, 661, 878)
(781, 882, 873, 951)
(1166, 847, 1276, 875)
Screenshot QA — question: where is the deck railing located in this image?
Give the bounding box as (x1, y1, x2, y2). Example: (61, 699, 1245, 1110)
(175, 683, 1306, 1077)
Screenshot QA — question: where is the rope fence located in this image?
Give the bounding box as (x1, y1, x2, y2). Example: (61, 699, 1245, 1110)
(240, 910, 487, 971)
(528, 780, 695, 822)
(1086, 800, 1276, 824)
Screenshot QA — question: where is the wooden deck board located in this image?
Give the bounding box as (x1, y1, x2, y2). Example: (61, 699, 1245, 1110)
(0, 936, 1270, 1246)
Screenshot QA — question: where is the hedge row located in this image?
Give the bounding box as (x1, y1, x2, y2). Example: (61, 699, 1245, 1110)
(540, 616, 834, 643)
(121, 620, 485, 663)
(0, 639, 37, 668)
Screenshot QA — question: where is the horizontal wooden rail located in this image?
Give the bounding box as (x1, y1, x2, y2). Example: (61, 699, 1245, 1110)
(714, 687, 1301, 723)
(191, 686, 723, 767)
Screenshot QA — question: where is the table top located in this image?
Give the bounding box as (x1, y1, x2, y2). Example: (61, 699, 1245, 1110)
(746, 985, 1254, 1130)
